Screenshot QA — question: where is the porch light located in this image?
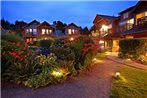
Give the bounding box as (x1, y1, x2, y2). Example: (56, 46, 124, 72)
(100, 25, 109, 32)
(99, 40, 104, 44)
(115, 72, 120, 77)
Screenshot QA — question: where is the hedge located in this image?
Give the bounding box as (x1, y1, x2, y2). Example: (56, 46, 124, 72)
(119, 38, 147, 64)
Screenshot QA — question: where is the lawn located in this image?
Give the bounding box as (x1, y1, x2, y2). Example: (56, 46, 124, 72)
(110, 66, 147, 98)
(95, 52, 107, 60)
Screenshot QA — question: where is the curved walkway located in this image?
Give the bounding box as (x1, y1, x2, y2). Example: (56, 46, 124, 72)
(107, 52, 147, 70)
(2, 59, 125, 98)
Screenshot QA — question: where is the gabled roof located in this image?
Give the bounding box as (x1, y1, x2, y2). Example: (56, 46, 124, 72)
(65, 23, 79, 29)
(119, 6, 135, 14)
(131, 1, 147, 13)
(23, 20, 40, 28)
(94, 14, 117, 23)
(38, 21, 52, 27)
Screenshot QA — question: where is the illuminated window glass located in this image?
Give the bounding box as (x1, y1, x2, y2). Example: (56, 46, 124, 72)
(30, 29, 32, 32)
(42, 29, 45, 35)
(46, 29, 49, 34)
(68, 29, 72, 35)
(33, 29, 37, 34)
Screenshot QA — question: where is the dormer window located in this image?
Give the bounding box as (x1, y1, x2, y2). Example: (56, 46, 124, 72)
(123, 12, 129, 19)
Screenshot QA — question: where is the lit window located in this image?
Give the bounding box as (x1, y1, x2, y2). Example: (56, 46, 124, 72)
(33, 29, 37, 33)
(100, 25, 109, 32)
(68, 29, 72, 35)
(49, 30, 52, 33)
(72, 29, 75, 33)
(46, 29, 49, 34)
(26, 29, 29, 32)
(33, 38, 37, 41)
(145, 12, 147, 16)
(30, 29, 32, 32)
(42, 29, 45, 35)
(123, 12, 129, 19)
(33, 29, 37, 34)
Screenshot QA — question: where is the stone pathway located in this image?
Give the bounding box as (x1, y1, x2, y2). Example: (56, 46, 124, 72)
(107, 52, 147, 70)
(2, 59, 124, 98)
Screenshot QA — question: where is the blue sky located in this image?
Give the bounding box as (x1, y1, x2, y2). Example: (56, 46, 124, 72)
(1, 1, 138, 28)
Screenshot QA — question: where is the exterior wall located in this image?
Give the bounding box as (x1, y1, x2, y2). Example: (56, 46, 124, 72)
(112, 40, 119, 52)
(65, 25, 80, 36)
(24, 22, 40, 37)
(93, 17, 112, 38)
(37, 26, 53, 36)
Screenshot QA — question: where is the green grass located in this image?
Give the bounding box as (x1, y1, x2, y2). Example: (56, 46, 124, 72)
(95, 52, 107, 60)
(110, 66, 147, 98)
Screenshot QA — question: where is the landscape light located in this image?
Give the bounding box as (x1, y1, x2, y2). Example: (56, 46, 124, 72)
(52, 70, 63, 77)
(126, 58, 131, 61)
(115, 72, 120, 77)
(105, 52, 110, 55)
(93, 58, 97, 61)
(70, 37, 74, 41)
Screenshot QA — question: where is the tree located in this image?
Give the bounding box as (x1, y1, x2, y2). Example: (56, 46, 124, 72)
(81, 27, 90, 35)
(53, 21, 67, 30)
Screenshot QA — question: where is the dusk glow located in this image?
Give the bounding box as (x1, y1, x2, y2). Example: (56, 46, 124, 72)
(1, 1, 138, 27)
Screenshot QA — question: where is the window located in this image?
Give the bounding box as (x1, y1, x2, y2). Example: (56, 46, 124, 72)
(33, 38, 37, 41)
(68, 29, 72, 35)
(127, 18, 134, 30)
(46, 29, 49, 34)
(26, 29, 29, 32)
(72, 29, 75, 33)
(49, 30, 52, 33)
(29, 29, 32, 32)
(33, 29, 37, 34)
(42, 29, 45, 35)
(123, 12, 129, 19)
(136, 11, 147, 25)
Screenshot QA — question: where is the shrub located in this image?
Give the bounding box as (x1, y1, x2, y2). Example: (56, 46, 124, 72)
(1, 34, 22, 42)
(57, 60, 77, 76)
(38, 53, 57, 67)
(51, 46, 75, 61)
(39, 40, 53, 47)
(119, 39, 147, 64)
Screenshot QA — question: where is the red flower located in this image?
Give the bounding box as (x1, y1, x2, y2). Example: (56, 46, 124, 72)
(81, 48, 89, 54)
(16, 42, 20, 46)
(18, 51, 24, 55)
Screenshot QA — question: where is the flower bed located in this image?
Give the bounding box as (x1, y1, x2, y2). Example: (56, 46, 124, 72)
(1, 35, 101, 88)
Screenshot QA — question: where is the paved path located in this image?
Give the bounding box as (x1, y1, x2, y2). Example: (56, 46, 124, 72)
(2, 59, 124, 98)
(107, 52, 147, 70)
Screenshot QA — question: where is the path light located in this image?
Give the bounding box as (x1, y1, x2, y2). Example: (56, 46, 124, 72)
(93, 58, 97, 61)
(52, 70, 63, 77)
(105, 52, 110, 55)
(115, 72, 120, 77)
(69, 37, 74, 41)
(126, 58, 131, 61)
